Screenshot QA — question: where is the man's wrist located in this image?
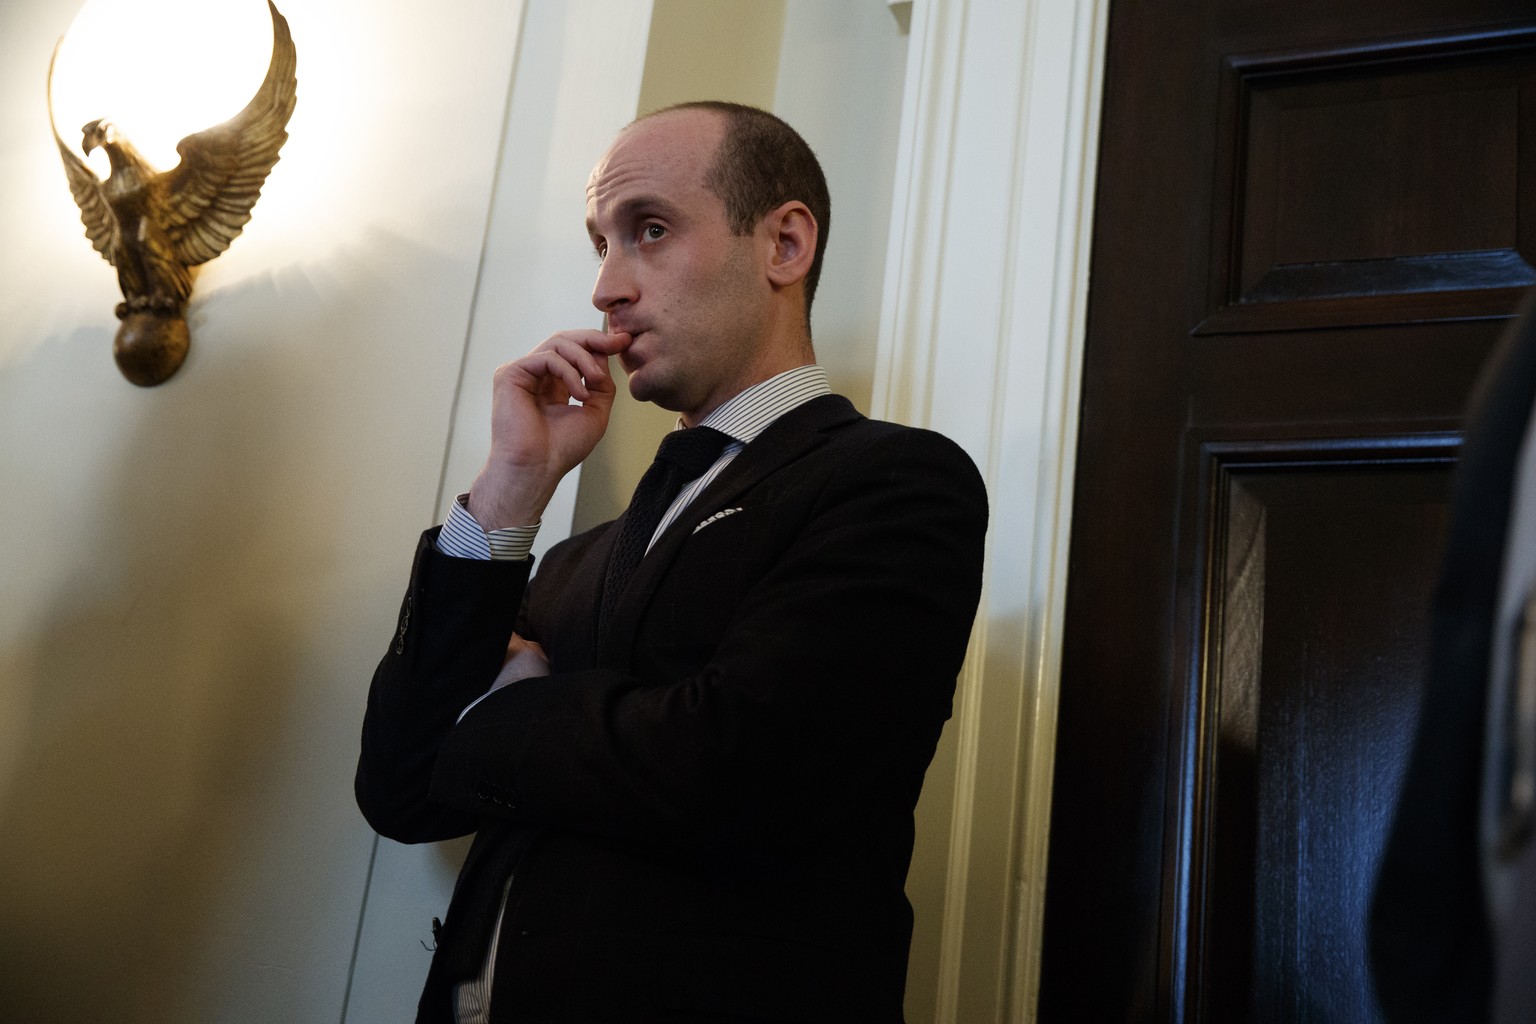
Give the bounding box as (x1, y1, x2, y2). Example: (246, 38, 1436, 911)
(467, 465, 556, 532)
(437, 495, 539, 561)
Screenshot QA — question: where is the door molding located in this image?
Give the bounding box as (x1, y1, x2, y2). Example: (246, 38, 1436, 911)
(874, 0, 1109, 1018)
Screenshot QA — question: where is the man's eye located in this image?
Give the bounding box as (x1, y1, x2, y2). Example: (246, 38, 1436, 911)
(643, 224, 666, 242)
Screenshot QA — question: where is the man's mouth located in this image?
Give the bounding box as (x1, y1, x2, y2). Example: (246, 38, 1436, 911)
(616, 327, 652, 354)
(619, 341, 643, 363)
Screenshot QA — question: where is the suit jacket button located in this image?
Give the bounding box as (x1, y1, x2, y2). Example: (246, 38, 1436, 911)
(393, 597, 411, 654)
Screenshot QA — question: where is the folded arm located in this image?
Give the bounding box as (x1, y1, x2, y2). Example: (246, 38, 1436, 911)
(427, 428, 988, 862)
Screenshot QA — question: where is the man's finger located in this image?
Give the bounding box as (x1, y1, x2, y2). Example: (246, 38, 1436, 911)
(510, 349, 596, 403)
(534, 329, 632, 360)
(512, 332, 630, 402)
(543, 336, 617, 393)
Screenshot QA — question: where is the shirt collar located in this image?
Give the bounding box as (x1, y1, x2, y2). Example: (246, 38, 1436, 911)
(685, 364, 831, 444)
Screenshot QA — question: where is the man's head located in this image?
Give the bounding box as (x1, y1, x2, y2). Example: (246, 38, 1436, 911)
(656, 101, 831, 314)
(585, 103, 827, 424)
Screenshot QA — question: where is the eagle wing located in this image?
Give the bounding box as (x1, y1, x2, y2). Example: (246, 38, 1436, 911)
(162, 0, 297, 267)
(46, 40, 117, 266)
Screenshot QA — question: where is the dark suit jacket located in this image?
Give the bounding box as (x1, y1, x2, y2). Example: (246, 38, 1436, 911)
(356, 395, 988, 1023)
(1370, 292, 1536, 1022)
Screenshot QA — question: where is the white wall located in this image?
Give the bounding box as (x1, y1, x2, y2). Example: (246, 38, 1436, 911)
(0, 0, 521, 1019)
(775, 0, 909, 413)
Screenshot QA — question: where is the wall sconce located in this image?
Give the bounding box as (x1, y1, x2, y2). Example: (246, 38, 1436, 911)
(47, 0, 297, 386)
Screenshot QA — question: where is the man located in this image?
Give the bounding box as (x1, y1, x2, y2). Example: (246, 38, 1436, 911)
(356, 101, 987, 1023)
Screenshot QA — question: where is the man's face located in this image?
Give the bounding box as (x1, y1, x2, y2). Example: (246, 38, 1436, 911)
(586, 109, 770, 423)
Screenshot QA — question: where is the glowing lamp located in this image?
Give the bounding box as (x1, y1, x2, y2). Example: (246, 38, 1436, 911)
(47, 0, 297, 386)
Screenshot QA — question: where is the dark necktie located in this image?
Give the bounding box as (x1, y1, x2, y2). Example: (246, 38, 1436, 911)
(600, 425, 732, 636)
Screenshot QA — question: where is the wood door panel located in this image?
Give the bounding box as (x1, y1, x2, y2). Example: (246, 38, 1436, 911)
(1191, 439, 1457, 1022)
(1200, 29, 1536, 335)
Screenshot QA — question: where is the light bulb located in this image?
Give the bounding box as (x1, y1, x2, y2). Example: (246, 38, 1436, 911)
(49, 0, 278, 177)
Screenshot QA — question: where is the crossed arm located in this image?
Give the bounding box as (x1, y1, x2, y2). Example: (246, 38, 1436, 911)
(357, 424, 988, 863)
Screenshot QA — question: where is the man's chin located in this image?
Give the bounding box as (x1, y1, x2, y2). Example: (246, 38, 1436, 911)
(619, 352, 649, 392)
(624, 366, 661, 404)
(625, 368, 687, 413)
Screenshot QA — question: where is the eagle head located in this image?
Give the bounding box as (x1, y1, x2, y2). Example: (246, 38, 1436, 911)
(80, 119, 116, 157)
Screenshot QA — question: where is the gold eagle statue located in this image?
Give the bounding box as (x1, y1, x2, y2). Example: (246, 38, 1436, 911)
(48, 0, 297, 386)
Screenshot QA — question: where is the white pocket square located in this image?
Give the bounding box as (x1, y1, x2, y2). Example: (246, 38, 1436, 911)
(694, 507, 744, 533)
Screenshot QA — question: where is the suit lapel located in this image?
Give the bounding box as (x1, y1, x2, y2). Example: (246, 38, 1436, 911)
(596, 394, 862, 668)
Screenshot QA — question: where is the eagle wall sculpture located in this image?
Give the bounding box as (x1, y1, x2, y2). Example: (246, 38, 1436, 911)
(48, 0, 297, 386)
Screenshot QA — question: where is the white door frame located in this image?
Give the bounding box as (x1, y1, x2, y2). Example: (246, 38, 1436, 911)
(876, 1, 1110, 1019)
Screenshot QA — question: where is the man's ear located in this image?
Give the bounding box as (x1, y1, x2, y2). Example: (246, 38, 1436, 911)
(762, 201, 817, 289)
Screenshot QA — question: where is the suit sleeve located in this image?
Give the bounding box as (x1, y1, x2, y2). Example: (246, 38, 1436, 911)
(425, 428, 988, 861)
(354, 528, 534, 844)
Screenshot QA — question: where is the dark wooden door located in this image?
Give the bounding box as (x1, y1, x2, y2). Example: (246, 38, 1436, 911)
(1040, 1, 1536, 1020)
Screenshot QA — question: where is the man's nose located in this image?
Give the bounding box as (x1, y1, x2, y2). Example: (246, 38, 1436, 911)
(591, 250, 637, 313)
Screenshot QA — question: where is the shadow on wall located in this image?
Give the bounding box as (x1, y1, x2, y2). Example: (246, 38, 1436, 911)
(0, 328, 306, 1020)
(0, 226, 468, 1021)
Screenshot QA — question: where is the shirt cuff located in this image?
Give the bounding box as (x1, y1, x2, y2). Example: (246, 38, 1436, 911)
(435, 494, 539, 561)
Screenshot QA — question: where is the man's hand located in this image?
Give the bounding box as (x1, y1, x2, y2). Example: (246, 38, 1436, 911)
(458, 634, 550, 723)
(468, 330, 632, 530)
(496, 633, 551, 686)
